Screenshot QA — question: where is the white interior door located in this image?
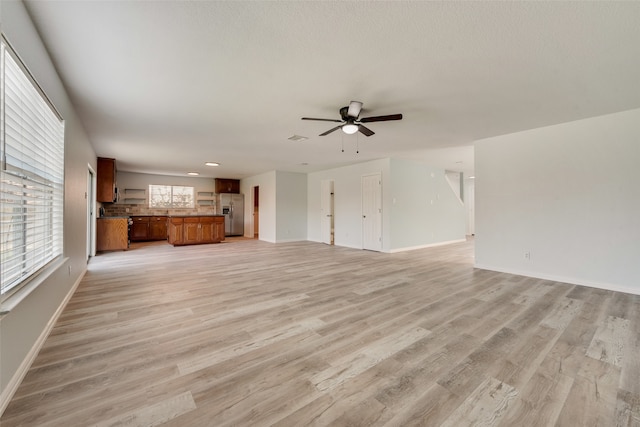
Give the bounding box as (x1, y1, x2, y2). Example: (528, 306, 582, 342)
(362, 173, 382, 251)
(320, 179, 334, 244)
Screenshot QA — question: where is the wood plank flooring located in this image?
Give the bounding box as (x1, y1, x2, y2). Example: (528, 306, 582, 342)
(2, 238, 639, 426)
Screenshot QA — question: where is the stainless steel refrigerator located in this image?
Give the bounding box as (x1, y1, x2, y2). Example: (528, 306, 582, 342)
(218, 193, 244, 236)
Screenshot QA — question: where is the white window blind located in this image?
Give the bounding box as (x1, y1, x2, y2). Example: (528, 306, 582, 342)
(1, 38, 65, 298)
(149, 185, 194, 209)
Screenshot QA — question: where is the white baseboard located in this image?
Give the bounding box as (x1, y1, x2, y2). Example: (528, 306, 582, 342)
(0, 267, 87, 417)
(275, 238, 306, 243)
(474, 263, 640, 296)
(388, 239, 467, 253)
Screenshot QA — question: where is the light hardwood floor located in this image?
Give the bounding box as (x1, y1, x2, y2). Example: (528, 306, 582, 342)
(2, 238, 639, 426)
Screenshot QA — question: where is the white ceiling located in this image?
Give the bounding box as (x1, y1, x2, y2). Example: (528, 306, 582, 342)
(23, 1, 640, 178)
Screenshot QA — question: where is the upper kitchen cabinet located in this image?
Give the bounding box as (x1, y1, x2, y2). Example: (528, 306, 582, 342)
(215, 178, 240, 194)
(97, 157, 117, 202)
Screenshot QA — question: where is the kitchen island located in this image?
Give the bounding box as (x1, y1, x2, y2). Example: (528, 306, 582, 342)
(167, 215, 225, 246)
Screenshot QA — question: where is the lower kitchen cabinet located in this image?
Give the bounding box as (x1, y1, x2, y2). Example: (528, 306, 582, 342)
(168, 218, 184, 245)
(201, 216, 224, 242)
(167, 216, 225, 246)
(97, 218, 128, 251)
(149, 216, 168, 240)
(130, 216, 149, 241)
(183, 217, 201, 245)
(130, 216, 167, 241)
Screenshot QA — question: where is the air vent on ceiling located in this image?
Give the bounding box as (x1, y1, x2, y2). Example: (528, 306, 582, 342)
(288, 134, 308, 142)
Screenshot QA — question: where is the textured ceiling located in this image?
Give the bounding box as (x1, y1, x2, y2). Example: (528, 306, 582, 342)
(22, 1, 640, 178)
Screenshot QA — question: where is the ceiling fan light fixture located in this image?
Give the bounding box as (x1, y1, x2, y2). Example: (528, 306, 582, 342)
(342, 124, 359, 134)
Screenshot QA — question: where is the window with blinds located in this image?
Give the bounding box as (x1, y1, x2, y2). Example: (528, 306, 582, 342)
(149, 185, 194, 209)
(1, 37, 65, 299)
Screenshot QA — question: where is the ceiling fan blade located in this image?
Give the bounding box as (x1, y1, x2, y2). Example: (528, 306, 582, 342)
(359, 113, 403, 123)
(347, 101, 363, 118)
(358, 125, 375, 137)
(319, 125, 342, 136)
(302, 117, 343, 122)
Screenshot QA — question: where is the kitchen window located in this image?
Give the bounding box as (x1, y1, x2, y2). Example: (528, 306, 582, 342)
(149, 185, 194, 209)
(0, 37, 65, 300)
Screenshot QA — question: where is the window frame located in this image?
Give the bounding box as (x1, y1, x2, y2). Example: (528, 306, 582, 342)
(0, 35, 65, 303)
(148, 184, 195, 209)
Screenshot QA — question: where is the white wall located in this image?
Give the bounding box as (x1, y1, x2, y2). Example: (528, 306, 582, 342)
(475, 108, 640, 295)
(445, 171, 462, 200)
(116, 172, 216, 198)
(114, 171, 217, 213)
(275, 171, 307, 242)
(241, 171, 276, 242)
(465, 178, 475, 235)
(389, 159, 466, 251)
(240, 171, 307, 243)
(307, 158, 465, 252)
(1, 0, 98, 412)
(307, 159, 391, 250)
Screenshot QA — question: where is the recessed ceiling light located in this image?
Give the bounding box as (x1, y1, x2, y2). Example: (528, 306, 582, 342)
(205, 162, 220, 167)
(187, 172, 199, 176)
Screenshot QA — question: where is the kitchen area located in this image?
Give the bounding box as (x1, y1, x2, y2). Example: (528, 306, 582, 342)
(96, 157, 247, 252)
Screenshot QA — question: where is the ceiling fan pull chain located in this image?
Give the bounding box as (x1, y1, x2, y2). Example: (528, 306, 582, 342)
(341, 133, 344, 153)
(356, 133, 359, 154)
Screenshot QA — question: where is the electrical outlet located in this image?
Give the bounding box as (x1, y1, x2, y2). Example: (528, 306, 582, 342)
(524, 252, 531, 260)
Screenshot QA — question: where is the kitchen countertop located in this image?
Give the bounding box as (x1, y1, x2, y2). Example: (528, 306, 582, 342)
(98, 216, 130, 219)
(168, 214, 224, 218)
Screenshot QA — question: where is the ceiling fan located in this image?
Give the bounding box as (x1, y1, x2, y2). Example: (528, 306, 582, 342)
(302, 101, 402, 137)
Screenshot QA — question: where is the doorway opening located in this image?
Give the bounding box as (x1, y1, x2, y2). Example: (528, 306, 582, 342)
(87, 165, 96, 261)
(253, 186, 259, 239)
(321, 179, 334, 245)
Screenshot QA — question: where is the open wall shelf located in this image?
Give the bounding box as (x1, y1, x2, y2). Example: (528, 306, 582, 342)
(123, 188, 146, 204)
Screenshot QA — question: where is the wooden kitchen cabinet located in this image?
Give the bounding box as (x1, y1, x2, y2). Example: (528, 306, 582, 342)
(96, 218, 128, 251)
(130, 216, 149, 241)
(130, 216, 167, 241)
(215, 178, 240, 194)
(168, 217, 184, 245)
(167, 216, 225, 246)
(97, 157, 117, 203)
(183, 217, 201, 245)
(149, 216, 168, 240)
(200, 216, 218, 242)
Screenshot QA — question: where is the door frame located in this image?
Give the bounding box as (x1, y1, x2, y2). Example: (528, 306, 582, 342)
(253, 185, 259, 239)
(320, 179, 334, 245)
(87, 164, 97, 260)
